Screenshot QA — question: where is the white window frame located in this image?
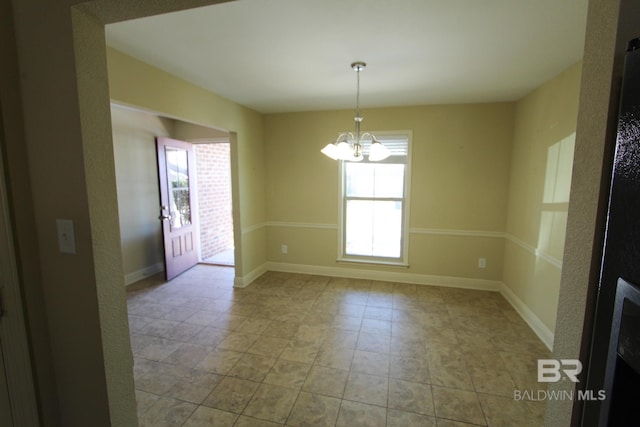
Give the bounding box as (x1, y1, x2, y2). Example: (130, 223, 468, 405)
(337, 130, 412, 267)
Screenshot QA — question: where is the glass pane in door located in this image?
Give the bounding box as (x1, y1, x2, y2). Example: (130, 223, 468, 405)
(165, 147, 191, 229)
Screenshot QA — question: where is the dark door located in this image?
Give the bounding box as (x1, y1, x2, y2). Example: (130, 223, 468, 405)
(156, 137, 199, 280)
(583, 39, 640, 426)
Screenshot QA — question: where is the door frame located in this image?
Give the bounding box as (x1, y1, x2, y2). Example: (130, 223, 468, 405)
(110, 103, 243, 285)
(0, 119, 39, 425)
(192, 137, 235, 266)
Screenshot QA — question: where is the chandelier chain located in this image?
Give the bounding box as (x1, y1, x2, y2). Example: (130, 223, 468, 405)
(356, 66, 361, 120)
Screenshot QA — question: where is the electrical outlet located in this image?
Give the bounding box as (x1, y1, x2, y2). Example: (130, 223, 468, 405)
(281, 244, 288, 254)
(478, 257, 486, 269)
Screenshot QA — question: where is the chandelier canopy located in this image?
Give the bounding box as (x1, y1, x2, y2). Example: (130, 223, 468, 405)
(321, 62, 391, 162)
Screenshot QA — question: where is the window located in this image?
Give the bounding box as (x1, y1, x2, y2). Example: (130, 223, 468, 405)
(340, 132, 411, 265)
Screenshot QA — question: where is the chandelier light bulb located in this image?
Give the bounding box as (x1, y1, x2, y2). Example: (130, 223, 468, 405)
(369, 139, 391, 162)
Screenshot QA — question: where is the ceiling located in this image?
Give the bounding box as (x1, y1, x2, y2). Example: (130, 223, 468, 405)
(105, 0, 589, 114)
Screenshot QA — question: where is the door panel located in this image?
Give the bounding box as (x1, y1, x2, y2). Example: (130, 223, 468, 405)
(157, 137, 199, 280)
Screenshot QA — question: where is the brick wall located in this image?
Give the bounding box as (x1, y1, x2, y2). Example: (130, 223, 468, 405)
(194, 143, 234, 261)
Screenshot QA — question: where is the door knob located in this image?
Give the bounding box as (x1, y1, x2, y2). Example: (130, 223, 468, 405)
(159, 214, 171, 221)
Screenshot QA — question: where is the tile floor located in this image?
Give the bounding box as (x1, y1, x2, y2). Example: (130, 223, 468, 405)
(127, 265, 550, 426)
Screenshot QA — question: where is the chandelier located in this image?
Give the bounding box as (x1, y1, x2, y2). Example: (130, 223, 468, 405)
(321, 62, 390, 162)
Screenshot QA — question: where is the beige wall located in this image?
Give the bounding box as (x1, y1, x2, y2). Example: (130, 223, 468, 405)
(502, 63, 582, 339)
(111, 106, 172, 282)
(173, 120, 229, 141)
(264, 104, 514, 284)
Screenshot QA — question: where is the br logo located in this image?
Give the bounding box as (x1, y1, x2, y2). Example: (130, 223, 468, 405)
(537, 359, 582, 383)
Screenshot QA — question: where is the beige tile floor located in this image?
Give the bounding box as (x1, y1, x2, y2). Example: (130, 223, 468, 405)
(127, 265, 550, 426)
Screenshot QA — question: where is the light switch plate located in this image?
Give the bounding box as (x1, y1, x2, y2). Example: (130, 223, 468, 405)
(56, 219, 76, 254)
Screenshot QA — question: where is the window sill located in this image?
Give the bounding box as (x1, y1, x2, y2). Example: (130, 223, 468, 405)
(336, 257, 409, 268)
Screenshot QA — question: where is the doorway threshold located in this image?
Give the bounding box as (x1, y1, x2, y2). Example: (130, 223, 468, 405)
(202, 248, 234, 267)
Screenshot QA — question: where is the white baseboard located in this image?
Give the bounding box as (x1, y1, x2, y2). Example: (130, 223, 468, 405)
(499, 283, 554, 350)
(266, 262, 501, 291)
(124, 262, 164, 286)
(234, 263, 268, 288)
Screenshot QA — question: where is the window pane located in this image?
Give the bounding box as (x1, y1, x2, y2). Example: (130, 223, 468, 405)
(373, 164, 404, 198)
(166, 147, 192, 229)
(346, 163, 374, 197)
(346, 163, 404, 198)
(372, 200, 402, 257)
(346, 200, 402, 258)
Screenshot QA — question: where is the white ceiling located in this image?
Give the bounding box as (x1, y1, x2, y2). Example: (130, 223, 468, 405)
(105, 0, 588, 114)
